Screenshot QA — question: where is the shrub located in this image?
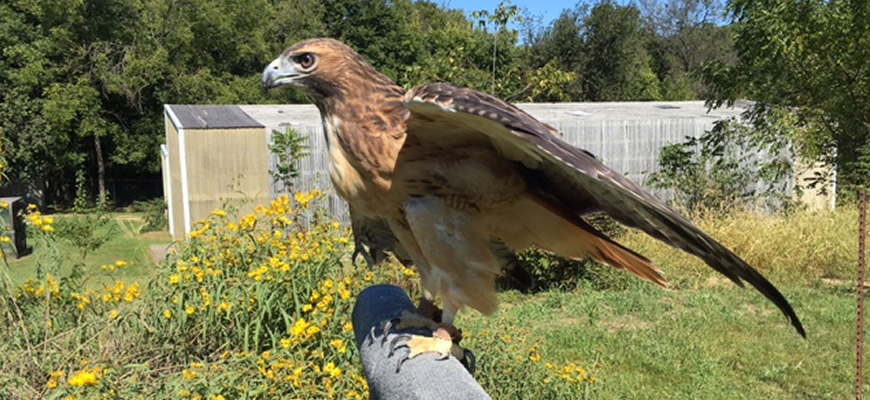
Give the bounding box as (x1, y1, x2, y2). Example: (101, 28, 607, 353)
(0, 192, 374, 399)
(131, 198, 168, 232)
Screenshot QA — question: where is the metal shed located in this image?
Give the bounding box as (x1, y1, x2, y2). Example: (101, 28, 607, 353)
(164, 105, 272, 239)
(163, 101, 833, 240)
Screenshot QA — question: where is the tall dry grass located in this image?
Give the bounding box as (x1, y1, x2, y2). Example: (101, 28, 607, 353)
(618, 207, 858, 287)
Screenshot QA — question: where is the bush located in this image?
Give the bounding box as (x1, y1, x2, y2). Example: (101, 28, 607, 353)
(131, 198, 168, 232)
(0, 193, 375, 399)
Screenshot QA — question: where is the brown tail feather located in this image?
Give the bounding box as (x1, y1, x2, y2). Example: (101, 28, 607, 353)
(512, 194, 667, 288)
(583, 229, 668, 288)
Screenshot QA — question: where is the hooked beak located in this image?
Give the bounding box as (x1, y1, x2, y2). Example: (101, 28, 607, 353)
(262, 57, 301, 90)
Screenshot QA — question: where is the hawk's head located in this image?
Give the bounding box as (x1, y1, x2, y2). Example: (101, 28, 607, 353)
(263, 38, 399, 106)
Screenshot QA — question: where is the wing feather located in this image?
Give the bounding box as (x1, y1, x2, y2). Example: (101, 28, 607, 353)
(404, 82, 805, 337)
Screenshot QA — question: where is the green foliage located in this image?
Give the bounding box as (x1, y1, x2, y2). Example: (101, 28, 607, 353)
(0, 194, 373, 399)
(705, 0, 870, 195)
(0, 205, 130, 397)
(132, 198, 168, 232)
(53, 213, 118, 267)
(582, 1, 661, 101)
(467, 321, 598, 399)
(641, 0, 735, 99)
(269, 127, 309, 194)
(647, 114, 796, 213)
(54, 169, 118, 264)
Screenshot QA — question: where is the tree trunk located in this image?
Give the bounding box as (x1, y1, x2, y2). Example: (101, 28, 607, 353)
(94, 134, 106, 205)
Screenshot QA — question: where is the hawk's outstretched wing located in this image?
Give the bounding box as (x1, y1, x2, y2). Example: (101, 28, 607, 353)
(404, 82, 805, 337)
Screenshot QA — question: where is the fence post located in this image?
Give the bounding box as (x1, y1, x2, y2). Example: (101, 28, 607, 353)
(351, 284, 491, 400)
(858, 188, 866, 400)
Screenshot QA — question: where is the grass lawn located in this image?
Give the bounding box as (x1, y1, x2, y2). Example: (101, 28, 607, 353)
(3, 213, 174, 286)
(461, 279, 860, 399)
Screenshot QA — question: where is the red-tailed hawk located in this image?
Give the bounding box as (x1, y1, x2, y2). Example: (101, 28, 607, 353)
(262, 38, 805, 361)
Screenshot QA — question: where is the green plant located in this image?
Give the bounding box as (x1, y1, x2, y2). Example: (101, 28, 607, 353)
(646, 115, 796, 214)
(53, 213, 117, 265)
(132, 198, 168, 232)
(466, 320, 599, 399)
(269, 127, 309, 193)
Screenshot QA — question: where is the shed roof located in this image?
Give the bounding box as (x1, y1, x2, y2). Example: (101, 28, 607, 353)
(168, 101, 751, 130)
(238, 101, 750, 128)
(165, 105, 264, 129)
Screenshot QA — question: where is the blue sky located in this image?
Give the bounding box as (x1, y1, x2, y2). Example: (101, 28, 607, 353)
(443, 0, 575, 26)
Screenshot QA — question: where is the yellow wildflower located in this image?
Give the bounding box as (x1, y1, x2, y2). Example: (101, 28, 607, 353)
(330, 339, 347, 354)
(289, 318, 310, 337)
(164, 310, 172, 319)
(0, 236, 10, 244)
(68, 368, 100, 387)
(182, 369, 197, 381)
(323, 362, 341, 378)
(337, 283, 352, 300)
(123, 282, 140, 302)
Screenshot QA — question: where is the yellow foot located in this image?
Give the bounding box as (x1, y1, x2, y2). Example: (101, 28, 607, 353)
(389, 332, 475, 373)
(383, 310, 475, 373)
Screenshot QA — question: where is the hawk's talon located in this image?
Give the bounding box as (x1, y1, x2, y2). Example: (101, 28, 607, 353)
(352, 245, 377, 268)
(460, 348, 476, 373)
(388, 333, 474, 373)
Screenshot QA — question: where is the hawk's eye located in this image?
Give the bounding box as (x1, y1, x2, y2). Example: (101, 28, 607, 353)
(296, 53, 315, 69)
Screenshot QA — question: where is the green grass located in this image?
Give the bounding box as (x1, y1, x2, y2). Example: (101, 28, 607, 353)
(462, 281, 858, 399)
(459, 206, 863, 399)
(4, 213, 173, 286)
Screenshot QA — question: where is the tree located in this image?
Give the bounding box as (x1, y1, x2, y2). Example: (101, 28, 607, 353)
(471, 0, 524, 95)
(521, 7, 587, 101)
(640, 0, 735, 99)
(704, 0, 870, 195)
(583, 1, 661, 101)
